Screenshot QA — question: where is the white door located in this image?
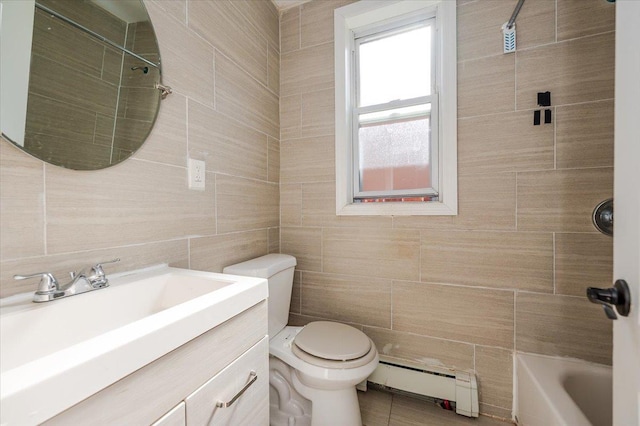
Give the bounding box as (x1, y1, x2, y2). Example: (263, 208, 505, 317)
(613, 1, 640, 425)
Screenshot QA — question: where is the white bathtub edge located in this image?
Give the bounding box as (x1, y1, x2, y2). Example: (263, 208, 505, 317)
(514, 352, 612, 426)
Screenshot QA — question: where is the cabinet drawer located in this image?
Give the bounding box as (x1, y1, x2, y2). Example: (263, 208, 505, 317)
(186, 337, 268, 426)
(152, 402, 185, 426)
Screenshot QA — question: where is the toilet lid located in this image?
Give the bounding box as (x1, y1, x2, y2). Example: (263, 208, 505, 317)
(293, 321, 371, 361)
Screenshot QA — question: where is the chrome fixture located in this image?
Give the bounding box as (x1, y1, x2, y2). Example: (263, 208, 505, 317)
(14, 259, 120, 302)
(155, 83, 173, 99)
(216, 371, 258, 408)
(131, 66, 149, 74)
(592, 198, 613, 236)
(506, 0, 525, 29)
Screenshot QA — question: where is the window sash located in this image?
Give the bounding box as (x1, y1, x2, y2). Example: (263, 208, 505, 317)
(355, 95, 435, 116)
(352, 97, 439, 200)
(351, 15, 438, 202)
(354, 17, 436, 109)
(351, 99, 440, 200)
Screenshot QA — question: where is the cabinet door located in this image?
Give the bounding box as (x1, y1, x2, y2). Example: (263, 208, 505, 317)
(186, 337, 268, 426)
(152, 402, 185, 426)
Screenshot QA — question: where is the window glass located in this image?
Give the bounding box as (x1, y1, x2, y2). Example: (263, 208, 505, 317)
(358, 24, 432, 108)
(358, 116, 431, 193)
(355, 21, 435, 199)
(357, 105, 432, 195)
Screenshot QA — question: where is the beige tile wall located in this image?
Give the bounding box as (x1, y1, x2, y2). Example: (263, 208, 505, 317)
(0, 0, 279, 297)
(0, 0, 616, 420)
(280, 0, 615, 419)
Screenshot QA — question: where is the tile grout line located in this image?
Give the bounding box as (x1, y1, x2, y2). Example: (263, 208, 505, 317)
(513, 291, 517, 354)
(43, 163, 48, 256)
(185, 95, 190, 160)
(514, 172, 518, 230)
(473, 343, 476, 371)
(214, 173, 218, 236)
(320, 225, 324, 273)
(298, 5, 302, 52)
(299, 183, 303, 226)
(457, 98, 615, 122)
(187, 237, 191, 269)
(390, 280, 394, 330)
(514, 50, 517, 112)
(554, 0, 558, 43)
(554, 105, 557, 169)
(457, 29, 614, 65)
(213, 48, 217, 111)
(552, 232, 556, 294)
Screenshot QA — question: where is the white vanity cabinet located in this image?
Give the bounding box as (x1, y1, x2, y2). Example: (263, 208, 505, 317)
(44, 301, 268, 426)
(152, 403, 186, 426)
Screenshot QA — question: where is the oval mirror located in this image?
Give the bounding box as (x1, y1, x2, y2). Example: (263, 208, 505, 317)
(1, 0, 164, 170)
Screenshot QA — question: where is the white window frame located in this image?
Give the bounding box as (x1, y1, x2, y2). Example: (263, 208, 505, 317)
(334, 0, 457, 216)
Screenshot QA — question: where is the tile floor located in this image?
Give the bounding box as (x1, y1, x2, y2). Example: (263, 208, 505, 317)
(358, 388, 515, 426)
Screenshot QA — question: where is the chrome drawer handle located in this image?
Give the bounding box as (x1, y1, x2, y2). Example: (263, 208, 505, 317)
(216, 371, 257, 408)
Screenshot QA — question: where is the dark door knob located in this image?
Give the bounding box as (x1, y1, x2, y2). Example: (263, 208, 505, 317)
(587, 279, 631, 320)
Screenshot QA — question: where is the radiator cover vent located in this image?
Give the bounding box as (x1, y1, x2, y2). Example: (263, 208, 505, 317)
(366, 359, 479, 418)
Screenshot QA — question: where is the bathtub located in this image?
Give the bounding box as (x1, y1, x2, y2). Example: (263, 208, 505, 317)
(515, 353, 612, 426)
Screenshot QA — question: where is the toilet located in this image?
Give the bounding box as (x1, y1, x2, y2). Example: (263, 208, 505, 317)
(223, 254, 379, 426)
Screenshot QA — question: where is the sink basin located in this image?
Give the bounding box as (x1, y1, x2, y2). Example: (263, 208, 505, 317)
(0, 265, 267, 425)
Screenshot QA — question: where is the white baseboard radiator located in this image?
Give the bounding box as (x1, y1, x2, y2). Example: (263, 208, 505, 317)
(364, 359, 479, 418)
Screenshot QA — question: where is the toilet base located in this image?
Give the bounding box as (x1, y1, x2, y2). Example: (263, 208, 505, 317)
(269, 357, 312, 426)
(269, 356, 364, 426)
(292, 371, 362, 426)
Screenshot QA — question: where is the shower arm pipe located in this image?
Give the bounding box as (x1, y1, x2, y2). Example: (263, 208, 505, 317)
(34, 2, 159, 69)
(506, 0, 525, 29)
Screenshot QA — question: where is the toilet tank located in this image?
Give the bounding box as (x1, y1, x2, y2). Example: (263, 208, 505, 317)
(223, 254, 297, 338)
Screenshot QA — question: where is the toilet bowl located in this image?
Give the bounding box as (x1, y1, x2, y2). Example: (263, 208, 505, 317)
(270, 324, 379, 426)
(223, 254, 379, 426)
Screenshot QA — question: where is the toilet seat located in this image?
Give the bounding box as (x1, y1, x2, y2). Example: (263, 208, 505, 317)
(291, 321, 377, 369)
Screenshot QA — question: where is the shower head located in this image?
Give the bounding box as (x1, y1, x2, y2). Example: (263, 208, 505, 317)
(131, 66, 149, 74)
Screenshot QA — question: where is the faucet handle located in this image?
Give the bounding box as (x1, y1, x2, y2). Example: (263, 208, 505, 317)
(96, 258, 120, 265)
(88, 258, 120, 287)
(14, 272, 59, 294)
(92, 258, 120, 274)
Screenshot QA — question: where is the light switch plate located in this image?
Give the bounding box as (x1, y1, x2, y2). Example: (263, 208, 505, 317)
(188, 158, 205, 190)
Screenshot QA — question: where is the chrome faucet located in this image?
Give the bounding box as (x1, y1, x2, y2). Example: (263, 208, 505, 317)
(14, 259, 120, 302)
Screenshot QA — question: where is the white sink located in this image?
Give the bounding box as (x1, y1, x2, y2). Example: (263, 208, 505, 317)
(0, 265, 268, 425)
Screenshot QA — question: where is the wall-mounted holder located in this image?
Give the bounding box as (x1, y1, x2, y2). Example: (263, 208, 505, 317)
(533, 110, 541, 125)
(502, 22, 516, 53)
(534, 91, 552, 126)
(537, 91, 551, 106)
(502, 0, 525, 53)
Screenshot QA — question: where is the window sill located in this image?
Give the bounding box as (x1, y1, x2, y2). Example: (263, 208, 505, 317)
(336, 200, 457, 216)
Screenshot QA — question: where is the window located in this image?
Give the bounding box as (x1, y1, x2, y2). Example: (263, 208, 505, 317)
(335, 0, 457, 216)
